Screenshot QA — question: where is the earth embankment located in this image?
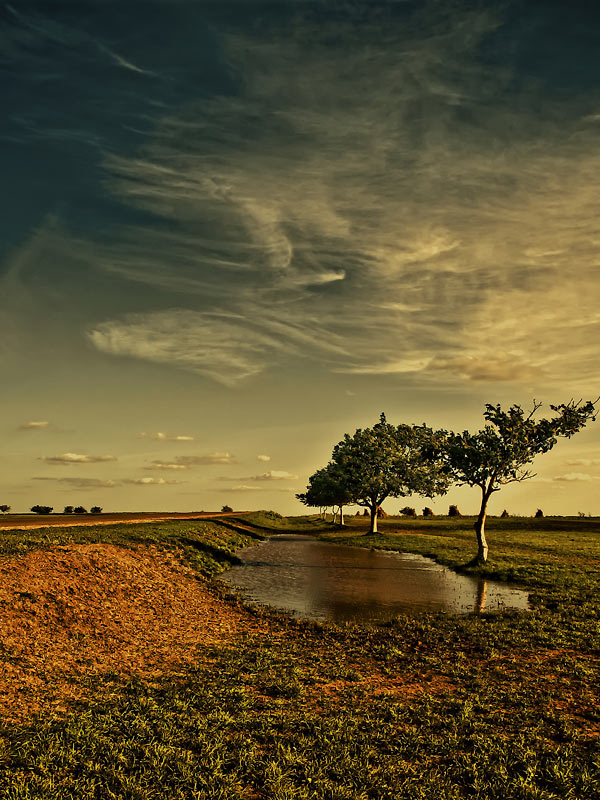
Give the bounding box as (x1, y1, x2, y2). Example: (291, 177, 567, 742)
(0, 540, 265, 722)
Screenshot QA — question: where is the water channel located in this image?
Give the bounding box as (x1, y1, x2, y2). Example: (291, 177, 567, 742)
(219, 535, 530, 622)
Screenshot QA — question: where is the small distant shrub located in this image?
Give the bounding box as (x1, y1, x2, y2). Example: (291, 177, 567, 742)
(422, 507, 434, 517)
(73, 506, 88, 514)
(260, 510, 283, 519)
(221, 505, 233, 513)
(448, 505, 461, 517)
(90, 506, 103, 514)
(500, 509, 509, 518)
(400, 506, 417, 517)
(0, 504, 10, 513)
(578, 511, 586, 518)
(535, 508, 544, 518)
(31, 505, 53, 514)
(63, 506, 74, 514)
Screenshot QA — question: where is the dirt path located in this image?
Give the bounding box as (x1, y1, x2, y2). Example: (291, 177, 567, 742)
(0, 511, 242, 531)
(0, 542, 265, 722)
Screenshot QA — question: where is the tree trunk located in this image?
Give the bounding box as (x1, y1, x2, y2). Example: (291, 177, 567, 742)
(339, 505, 345, 526)
(332, 506, 338, 524)
(474, 489, 491, 563)
(369, 505, 378, 534)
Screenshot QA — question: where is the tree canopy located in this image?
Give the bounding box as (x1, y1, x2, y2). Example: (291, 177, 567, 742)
(326, 414, 449, 533)
(296, 464, 353, 523)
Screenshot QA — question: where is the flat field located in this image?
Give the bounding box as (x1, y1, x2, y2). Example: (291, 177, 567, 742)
(0, 512, 598, 799)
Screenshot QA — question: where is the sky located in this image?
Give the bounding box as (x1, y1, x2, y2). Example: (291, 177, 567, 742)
(2, 0, 599, 516)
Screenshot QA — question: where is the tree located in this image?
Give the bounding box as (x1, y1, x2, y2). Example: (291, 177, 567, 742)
(400, 506, 417, 517)
(73, 506, 88, 514)
(221, 505, 233, 513)
(296, 464, 353, 525)
(63, 506, 74, 514)
(445, 399, 597, 564)
(0, 505, 10, 513)
(31, 505, 53, 514)
(327, 414, 450, 534)
(90, 506, 103, 514)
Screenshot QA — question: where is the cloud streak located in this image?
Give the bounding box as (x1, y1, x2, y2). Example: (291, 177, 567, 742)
(88, 309, 347, 386)
(222, 470, 298, 482)
(33, 475, 184, 488)
(39, 453, 117, 465)
(553, 473, 600, 483)
(175, 453, 237, 466)
(140, 432, 195, 442)
(144, 462, 189, 471)
(123, 477, 184, 486)
(33, 476, 118, 489)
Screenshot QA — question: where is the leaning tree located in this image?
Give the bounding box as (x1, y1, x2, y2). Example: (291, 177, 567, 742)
(327, 414, 450, 534)
(445, 399, 597, 564)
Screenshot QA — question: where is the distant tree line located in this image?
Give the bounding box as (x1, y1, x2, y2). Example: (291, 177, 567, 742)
(297, 399, 596, 563)
(30, 505, 103, 515)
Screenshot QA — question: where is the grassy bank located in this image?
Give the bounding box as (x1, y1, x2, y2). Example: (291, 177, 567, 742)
(0, 515, 598, 799)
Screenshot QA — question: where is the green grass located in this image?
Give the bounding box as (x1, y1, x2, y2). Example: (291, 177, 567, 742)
(1, 514, 599, 799)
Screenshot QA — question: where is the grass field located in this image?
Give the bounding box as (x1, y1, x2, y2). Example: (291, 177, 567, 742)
(0, 512, 598, 799)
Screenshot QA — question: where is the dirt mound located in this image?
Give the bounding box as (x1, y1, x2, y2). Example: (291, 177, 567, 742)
(0, 544, 264, 721)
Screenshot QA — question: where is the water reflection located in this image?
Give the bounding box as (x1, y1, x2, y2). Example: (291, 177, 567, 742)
(219, 535, 530, 622)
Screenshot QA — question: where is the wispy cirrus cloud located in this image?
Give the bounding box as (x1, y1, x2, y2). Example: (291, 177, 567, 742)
(78, 5, 600, 392)
(256, 454, 271, 462)
(19, 421, 50, 430)
(4, 3, 600, 396)
(39, 452, 117, 464)
(88, 309, 346, 386)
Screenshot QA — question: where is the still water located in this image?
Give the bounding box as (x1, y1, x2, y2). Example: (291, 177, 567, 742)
(219, 535, 530, 622)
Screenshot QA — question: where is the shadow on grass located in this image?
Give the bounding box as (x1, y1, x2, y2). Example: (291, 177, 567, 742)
(179, 537, 243, 567)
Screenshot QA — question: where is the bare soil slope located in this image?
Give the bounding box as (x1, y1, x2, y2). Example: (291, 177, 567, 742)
(0, 543, 264, 722)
